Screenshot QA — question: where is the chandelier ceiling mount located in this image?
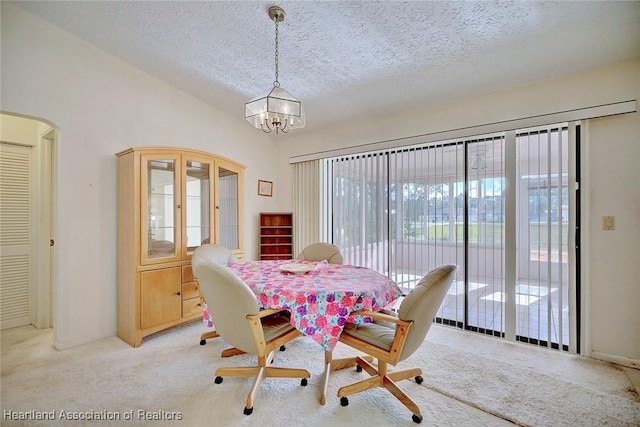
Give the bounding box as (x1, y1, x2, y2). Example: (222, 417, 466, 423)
(244, 6, 305, 134)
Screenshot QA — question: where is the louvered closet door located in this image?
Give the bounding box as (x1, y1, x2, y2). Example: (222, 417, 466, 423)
(0, 143, 33, 329)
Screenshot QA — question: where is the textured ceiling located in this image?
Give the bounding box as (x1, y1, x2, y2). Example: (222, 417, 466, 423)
(12, 1, 640, 134)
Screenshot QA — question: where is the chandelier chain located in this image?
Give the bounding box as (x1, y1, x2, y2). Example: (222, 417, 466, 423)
(245, 6, 304, 133)
(273, 19, 280, 88)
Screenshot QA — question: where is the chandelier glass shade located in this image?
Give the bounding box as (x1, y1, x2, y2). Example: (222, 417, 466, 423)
(245, 86, 305, 132)
(245, 6, 305, 134)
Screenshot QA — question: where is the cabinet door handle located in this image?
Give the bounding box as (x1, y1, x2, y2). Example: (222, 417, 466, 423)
(177, 204, 182, 208)
(177, 291, 181, 296)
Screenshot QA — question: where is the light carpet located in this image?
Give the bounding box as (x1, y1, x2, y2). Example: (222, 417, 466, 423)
(1, 323, 639, 426)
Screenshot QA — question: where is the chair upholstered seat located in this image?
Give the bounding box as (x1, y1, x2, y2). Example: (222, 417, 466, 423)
(336, 265, 457, 424)
(260, 314, 296, 342)
(341, 320, 397, 352)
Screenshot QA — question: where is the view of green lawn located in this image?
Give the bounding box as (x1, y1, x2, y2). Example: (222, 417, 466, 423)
(407, 222, 568, 252)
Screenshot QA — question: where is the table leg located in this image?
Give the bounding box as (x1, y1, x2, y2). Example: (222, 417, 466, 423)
(320, 350, 374, 405)
(320, 350, 332, 405)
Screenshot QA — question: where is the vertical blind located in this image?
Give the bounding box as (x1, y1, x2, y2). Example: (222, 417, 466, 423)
(292, 160, 321, 255)
(321, 124, 571, 351)
(323, 152, 390, 272)
(515, 126, 569, 349)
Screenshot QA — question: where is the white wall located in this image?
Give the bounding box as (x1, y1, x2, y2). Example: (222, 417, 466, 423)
(586, 113, 640, 366)
(278, 60, 640, 365)
(1, 3, 282, 349)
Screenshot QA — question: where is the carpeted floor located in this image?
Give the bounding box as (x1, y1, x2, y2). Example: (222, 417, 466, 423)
(1, 322, 639, 426)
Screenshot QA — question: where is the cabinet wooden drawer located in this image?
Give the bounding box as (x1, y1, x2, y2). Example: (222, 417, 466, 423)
(182, 282, 200, 300)
(182, 297, 203, 317)
(182, 265, 194, 283)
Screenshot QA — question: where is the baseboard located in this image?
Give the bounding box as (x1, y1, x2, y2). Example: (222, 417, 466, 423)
(590, 351, 640, 370)
(54, 329, 117, 351)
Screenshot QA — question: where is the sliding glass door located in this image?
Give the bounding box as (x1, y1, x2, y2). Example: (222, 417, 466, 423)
(325, 124, 572, 351)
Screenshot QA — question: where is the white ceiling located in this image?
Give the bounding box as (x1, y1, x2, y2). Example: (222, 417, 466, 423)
(12, 1, 640, 134)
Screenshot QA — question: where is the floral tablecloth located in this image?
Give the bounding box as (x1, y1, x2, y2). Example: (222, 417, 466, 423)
(204, 259, 403, 351)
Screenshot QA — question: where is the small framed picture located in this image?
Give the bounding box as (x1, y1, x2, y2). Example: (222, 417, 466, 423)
(258, 180, 273, 197)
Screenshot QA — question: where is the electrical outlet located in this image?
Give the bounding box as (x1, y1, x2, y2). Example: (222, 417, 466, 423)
(602, 216, 615, 231)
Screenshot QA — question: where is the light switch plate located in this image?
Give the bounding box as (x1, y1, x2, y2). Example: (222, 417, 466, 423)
(602, 216, 615, 231)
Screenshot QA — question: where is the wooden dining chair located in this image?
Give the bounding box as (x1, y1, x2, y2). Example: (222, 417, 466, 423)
(195, 262, 310, 415)
(193, 244, 289, 356)
(336, 265, 457, 424)
(191, 244, 238, 347)
(296, 242, 344, 264)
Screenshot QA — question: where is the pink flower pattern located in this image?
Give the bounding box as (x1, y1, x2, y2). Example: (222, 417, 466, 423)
(219, 259, 403, 351)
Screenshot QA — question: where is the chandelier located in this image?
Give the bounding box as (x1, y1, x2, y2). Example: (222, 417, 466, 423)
(245, 6, 305, 134)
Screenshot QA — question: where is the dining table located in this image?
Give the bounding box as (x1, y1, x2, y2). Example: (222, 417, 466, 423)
(208, 258, 404, 405)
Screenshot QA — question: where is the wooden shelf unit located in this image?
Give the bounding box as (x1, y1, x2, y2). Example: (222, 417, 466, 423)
(260, 212, 293, 260)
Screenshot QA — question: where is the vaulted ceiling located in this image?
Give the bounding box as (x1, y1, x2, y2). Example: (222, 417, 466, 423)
(13, 1, 640, 134)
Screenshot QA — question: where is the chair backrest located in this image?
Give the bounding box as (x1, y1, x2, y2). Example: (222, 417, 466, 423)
(397, 265, 457, 362)
(296, 242, 344, 264)
(191, 244, 238, 278)
(194, 262, 261, 354)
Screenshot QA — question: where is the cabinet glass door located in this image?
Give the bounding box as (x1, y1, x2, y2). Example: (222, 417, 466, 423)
(184, 159, 211, 257)
(142, 156, 180, 264)
(217, 165, 240, 251)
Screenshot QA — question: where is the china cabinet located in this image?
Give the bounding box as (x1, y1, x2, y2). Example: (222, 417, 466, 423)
(116, 147, 244, 347)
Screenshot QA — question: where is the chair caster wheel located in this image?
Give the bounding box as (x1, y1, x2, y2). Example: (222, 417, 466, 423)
(200, 339, 206, 345)
(214, 376, 223, 384)
(301, 378, 308, 386)
(414, 375, 423, 384)
(243, 407, 253, 416)
(356, 365, 363, 372)
(280, 345, 286, 351)
(340, 397, 349, 406)
(412, 414, 423, 424)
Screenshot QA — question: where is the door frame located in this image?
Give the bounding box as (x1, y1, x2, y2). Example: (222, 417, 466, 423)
(34, 128, 55, 329)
